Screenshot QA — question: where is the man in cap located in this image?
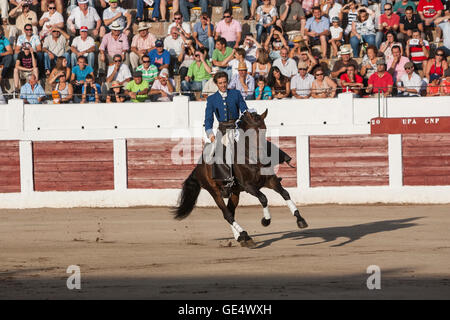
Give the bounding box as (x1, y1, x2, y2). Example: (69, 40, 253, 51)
(125, 70, 150, 102)
(181, 47, 211, 101)
(67, 0, 101, 38)
(367, 58, 394, 96)
(99, 20, 129, 75)
(148, 39, 170, 73)
(149, 70, 175, 101)
(130, 22, 156, 71)
(397, 61, 424, 96)
(291, 61, 314, 99)
(13, 42, 38, 90)
(228, 62, 255, 100)
(70, 26, 96, 68)
(101, 0, 132, 38)
(330, 46, 359, 79)
(42, 26, 70, 76)
(106, 53, 132, 87)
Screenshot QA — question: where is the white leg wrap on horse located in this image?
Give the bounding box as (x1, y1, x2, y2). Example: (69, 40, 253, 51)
(230, 225, 240, 240)
(263, 207, 271, 220)
(232, 222, 244, 233)
(286, 200, 298, 215)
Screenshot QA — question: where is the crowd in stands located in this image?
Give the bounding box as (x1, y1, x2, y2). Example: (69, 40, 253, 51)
(0, 0, 448, 104)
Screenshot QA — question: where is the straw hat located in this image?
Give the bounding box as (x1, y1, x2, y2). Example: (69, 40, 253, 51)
(137, 22, 150, 32)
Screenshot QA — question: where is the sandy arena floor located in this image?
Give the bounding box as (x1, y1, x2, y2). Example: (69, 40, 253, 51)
(0, 204, 449, 299)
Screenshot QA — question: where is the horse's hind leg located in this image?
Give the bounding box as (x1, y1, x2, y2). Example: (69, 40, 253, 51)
(207, 188, 256, 248)
(227, 192, 240, 240)
(267, 176, 308, 229)
(245, 186, 271, 227)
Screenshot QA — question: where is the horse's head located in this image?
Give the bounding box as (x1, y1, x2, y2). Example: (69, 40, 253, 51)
(239, 109, 268, 132)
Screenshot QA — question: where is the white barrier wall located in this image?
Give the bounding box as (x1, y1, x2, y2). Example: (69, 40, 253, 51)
(0, 94, 450, 209)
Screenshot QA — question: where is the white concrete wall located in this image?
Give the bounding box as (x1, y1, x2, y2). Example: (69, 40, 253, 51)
(1, 94, 450, 208)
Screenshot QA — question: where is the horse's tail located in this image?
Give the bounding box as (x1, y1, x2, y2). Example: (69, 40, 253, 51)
(172, 171, 201, 220)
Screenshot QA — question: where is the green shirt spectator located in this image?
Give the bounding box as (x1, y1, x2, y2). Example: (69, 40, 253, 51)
(125, 71, 150, 102)
(136, 61, 159, 84)
(212, 47, 233, 63)
(187, 59, 212, 82)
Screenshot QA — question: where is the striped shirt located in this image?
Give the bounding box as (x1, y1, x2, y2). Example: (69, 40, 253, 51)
(409, 39, 430, 63)
(136, 64, 159, 83)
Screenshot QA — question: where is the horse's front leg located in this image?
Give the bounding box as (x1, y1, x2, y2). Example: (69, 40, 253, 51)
(245, 186, 271, 227)
(207, 188, 255, 248)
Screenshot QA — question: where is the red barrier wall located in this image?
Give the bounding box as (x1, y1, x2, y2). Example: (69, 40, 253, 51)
(0, 141, 21, 193)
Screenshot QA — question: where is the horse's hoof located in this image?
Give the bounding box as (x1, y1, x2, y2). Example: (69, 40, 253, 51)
(240, 239, 256, 248)
(297, 218, 308, 229)
(237, 231, 251, 242)
(261, 217, 271, 227)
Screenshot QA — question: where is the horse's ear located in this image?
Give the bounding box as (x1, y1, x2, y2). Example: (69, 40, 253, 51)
(261, 109, 268, 120)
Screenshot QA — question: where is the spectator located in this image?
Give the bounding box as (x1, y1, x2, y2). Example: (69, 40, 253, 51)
(228, 48, 252, 76)
(350, 8, 376, 57)
(417, 0, 444, 41)
(193, 13, 215, 59)
(99, 21, 130, 75)
(440, 68, 450, 96)
(70, 26, 96, 69)
(241, 35, 260, 63)
(223, 0, 250, 20)
(379, 31, 403, 61)
(397, 61, 423, 96)
(291, 61, 314, 99)
(42, 27, 70, 77)
(330, 46, 359, 79)
(301, 0, 316, 17)
(376, 2, 400, 49)
(167, 12, 192, 38)
(20, 74, 45, 104)
(366, 58, 394, 97)
(48, 56, 71, 87)
(100, 0, 132, 37)
(149, 70, 175, 102)
(255, 0, 278, 43)
(360, 45, 379, 82)
(289, 35, 306, 61)
(279, 0, 306, 33)
(130, 22, 156, 71)
(14, 24, 43, 69)
(148, 39, 171, 73)
(427, 73, 441, 96)
(268, 66, 290, 99)
(0, 26, 13, 84)
(304, 6, 330, 58)
(394, 0, 417, 17)
(53, 72, 74, 103)
(125, 71, 150, 102)
(81, 74, 101, 103)
(340, 1, 359, 38)
(178, 38, 196, 80)
(405, 29, 430, 71)
(179, 0, 207, 23)
(136, 0, 164, 23)
(424, 48, 448, 82)
(106, 80, 126, 103)
(311, 67, 337, 98)
(181, 48, 212, 100)
(321, 0, 342, 22)
(398, 6, 424, 46)
(67, 0, 101, 39)
(212, 37, 233, 74)
(252, 47, 272, 78)
(13, 42, 38, 90)
(340, 64, 363, 96)
(8, 1, 39, 37)
(202, 66, 219, 99)
(435, 14, 449, 56)
(39, 1, 64, 40)
(228, 62, 255, 100)
(71, 55, 94, 101)
(41, 0, 64, 14)
(106, 53, 132, 87)
(0, 0, 8, 25)
(215, 9, 242, 49)
(255, 76, 272, 100)
(297, 47, 318, 74)
(273, 46, 298, 78)
(264, 26, 288, 60)
(165, 26, 185, 73)
(136, 56, 159, 84)
(329, 16, 343, 58)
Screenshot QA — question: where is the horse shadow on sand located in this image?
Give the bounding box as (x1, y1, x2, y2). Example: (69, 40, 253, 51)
(226, 217, 423, 249)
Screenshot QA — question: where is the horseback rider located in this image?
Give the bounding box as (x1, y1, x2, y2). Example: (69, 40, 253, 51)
(204, 71, 247, 191)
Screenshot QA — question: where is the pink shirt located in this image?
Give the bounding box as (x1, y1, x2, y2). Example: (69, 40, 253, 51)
(387, 56, 410, 82)
(131, 33, 156, 51)
(99, 32, 129, 57)
(215, 19, 242, 42)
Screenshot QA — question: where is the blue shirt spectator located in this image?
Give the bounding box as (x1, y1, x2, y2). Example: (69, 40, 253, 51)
(193, 19, 214, 44)
(20, 76, 46, 104)
(0, 35, 11, 53)
(72, 64, 94, 82)
(305, 15, 330, 34)
(81, 83, 102, 102)
(148, 46, 171, 70)
(255, 86, 272, 100)
(228, 73, 255, 99)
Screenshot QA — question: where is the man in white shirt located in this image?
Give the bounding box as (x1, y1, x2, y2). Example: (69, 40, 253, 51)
(149, 70, 175, 102)
(70, 26, 96, 68)
(272, 47, 298, 78)
(67, 0, 101, 39)
(291, 61, 314, 98)
(100, 0, 131, 37)
(167, 12, 192, 38)
(106, 53, 132, 87)
(397, 61, 424, 97)
(240, 35, 260, 63)
(164, 26, 185, 57)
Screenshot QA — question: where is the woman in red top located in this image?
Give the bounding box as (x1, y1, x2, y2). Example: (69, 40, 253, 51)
(425, 49, 448, 82)
(427, 73, 441, 96)
(340, 64, 364, 97)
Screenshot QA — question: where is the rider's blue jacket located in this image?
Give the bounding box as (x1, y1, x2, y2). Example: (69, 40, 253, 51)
(204, 89, 248, 136)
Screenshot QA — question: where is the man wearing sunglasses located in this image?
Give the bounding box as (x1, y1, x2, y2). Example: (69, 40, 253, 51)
(106, 53, 132, 87)
(215, 9, 242, 49)
(167, 11, 192, 38)
(9, 0, 38, 36)
(193, 13, 215, 59)
(291, 61, 314, 99)
(179, 0, 208, 23)
(14, 23, 44, 76)
(136, 56, 159, 84)
(39, 2, 64, 39)
(181, 48, 211, 100)
(397, 61, 423, 96)
(376, 3, 400, 49)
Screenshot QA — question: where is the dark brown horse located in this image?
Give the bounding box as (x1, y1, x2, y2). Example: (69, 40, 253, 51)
(172, 109, 308, 248)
